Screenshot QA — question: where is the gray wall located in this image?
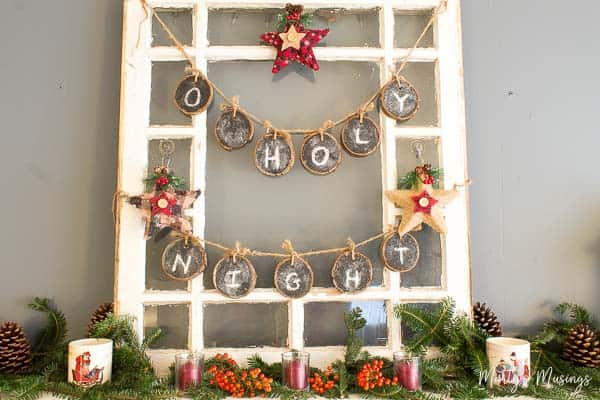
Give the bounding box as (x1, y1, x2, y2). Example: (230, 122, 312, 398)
(0, 0, 597, 339)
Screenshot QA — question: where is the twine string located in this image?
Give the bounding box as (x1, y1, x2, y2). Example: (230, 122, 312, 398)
(115, 188, 394, 259)
(138, 0, 446, 135)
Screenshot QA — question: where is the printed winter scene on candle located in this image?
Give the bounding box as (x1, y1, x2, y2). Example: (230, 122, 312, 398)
(68, 339, 112, 387)
(486, 337, 530, 388)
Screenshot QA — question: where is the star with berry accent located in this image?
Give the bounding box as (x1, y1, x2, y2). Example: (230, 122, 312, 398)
(385, 167, 458, 236)
(260, 5, 329, 73)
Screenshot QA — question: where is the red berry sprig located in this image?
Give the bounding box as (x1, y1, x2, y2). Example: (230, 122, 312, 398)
(356, 359, 398, 392)
(309, 365, 339, 395)
(206, 353, 273, 398)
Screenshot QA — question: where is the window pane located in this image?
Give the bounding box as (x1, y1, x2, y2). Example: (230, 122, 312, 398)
(151, 61, 192, 126)
(146, 139, 192, 291)
(395, 137, 442, 288)
(304, 301, 387, 346)
(144, 304, 189, 349)
(152, 8, 193, 47)
(394, 11, 434, 48)
(203, 303, 288, 348)
(204, 61, 383, 289)
(400, 302, 440, 345)
(393, 62, 437, 126)
(208, 8, 379, 47)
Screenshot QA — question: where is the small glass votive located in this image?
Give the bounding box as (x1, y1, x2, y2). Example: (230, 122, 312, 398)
(282, 351, 310, 391)
(393, 351, 421, 391)
(175, 352, 203, 392)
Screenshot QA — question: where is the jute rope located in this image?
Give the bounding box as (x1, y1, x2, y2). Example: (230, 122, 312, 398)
(138, 0, 448, 135)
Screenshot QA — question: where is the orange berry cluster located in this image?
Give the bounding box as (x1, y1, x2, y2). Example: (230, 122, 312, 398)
(356, 359, 398, 391)
(206, 353, 273, 398)
(309, 365, 339, 394)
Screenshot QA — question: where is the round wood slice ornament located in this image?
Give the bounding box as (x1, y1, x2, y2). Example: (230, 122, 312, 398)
(380, 232, 420, 272)
(215, 109, 254, 151)
(174, 74, 213, 115)
(300, 132, 343, 175)
(331, 251, 373, 293)
(380, 77, 420, 122)
(213, 255, 257, 299)
(274, 257, 314, 298)
(254, 131, 295, 177)
(340, 115, 381, 157)
(161, 238, 207, 281)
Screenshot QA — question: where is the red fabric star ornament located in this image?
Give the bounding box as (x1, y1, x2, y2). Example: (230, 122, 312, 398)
(150, 192, 177, 216)
(411, 191, 438, 215)
(261, 24, 329, 73)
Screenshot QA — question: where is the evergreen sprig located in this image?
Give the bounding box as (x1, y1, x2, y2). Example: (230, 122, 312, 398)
(89, 313, 162, 390)
(344, 307, 369, 369)
(275, 14, 313, 32)
(399, 168, 443, 190)
(28, 297, 68, 375)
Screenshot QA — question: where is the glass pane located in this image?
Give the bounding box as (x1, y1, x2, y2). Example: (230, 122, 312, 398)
(151, 61, 192, 126)
(144, 304, 189, 349)
(152, 8, 193, 47)
(146, 139, 192, 291)
(304, 301, 387, 346)
(205, 61, 383, 289)
(393, 62, 437, 126)
(208, 8, 379, 47)
(394, 11, 434, 48)
(203, 303, 288, 347)
(395, 137, 442, 288)
(400, 302, 441, 345)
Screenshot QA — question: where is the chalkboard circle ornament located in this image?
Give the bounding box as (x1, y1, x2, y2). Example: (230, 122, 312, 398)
(274, 256, 314, 298)
(212, 254, 257, 299)
(380, 231, 420, 273)
(214, 108, 254, 151)
(173, 73, 214, 116)
(161, 238, 207, 281)
(331, 251, 373, 294)
(253, 131, 295, 177)
(379, 77, 420, 122)
(340, 114, 381, 157)
(300, 131, 343, 176)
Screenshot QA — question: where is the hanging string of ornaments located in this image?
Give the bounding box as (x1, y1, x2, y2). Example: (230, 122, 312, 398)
(123, 138, 462, 299)
(121, 1, 468, 299)
(141, 0, 446, 177)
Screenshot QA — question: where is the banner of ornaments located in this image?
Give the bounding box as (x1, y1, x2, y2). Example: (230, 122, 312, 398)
(147, 1, 428, 177)
(127, 148, 458, 299)
(157, 233, 419, 299)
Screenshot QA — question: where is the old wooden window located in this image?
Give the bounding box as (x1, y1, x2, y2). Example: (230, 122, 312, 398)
(115, 0, 470, 374)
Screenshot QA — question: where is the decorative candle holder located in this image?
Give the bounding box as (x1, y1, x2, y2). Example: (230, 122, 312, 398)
(393, 351, 421, 391)
(175, 352, 203, 392)
(68, 338, 113, 386)
(281, 351, 309, 391)
(486, 337, 530, 388)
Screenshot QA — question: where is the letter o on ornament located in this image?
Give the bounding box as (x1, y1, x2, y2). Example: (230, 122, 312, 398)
(301, 131, 342, 175)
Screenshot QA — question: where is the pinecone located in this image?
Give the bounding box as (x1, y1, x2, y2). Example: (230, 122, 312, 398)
(563, 324, 600, 368)
(87, 302, 114, 337)
(0, 321, 32, 374)
(473, 302, 502, 337)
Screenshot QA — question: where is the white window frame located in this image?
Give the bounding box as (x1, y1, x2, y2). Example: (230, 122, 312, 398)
(115, 0, 471, 375)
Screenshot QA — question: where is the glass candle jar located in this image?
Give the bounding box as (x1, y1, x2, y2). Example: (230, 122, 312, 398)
(393, 351, 421, 391)
(175, 352, 203, 392)
(281, 351, 310, 390)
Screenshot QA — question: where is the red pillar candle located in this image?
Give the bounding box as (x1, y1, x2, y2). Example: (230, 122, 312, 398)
(175, 352, 203, 392)
(393, 352, 422, 391)
(282, 351, 309, 390)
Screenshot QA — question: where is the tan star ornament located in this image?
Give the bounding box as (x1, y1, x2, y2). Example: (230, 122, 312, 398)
(385, 182, 458, 236)
(279, 24, 307, 50)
